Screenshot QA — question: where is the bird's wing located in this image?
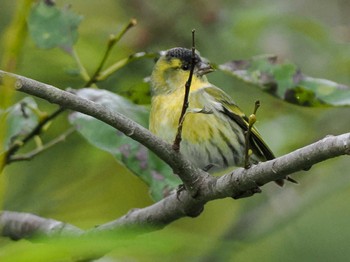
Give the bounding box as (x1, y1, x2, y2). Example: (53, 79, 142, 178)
(202, 85, 275, 161)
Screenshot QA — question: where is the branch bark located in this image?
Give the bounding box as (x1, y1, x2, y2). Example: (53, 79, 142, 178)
(0, 211, 83, 240)
(0, 69, 349, 241)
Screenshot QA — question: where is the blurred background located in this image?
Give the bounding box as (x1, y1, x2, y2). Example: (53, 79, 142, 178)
(1, 0, 350, 261)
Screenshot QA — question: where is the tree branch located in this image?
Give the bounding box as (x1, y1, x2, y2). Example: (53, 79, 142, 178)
(0, 69, 349, 241)
(0, 211, 83, 240)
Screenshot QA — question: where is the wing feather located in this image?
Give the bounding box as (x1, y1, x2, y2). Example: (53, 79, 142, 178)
(203, 86, 275, 161)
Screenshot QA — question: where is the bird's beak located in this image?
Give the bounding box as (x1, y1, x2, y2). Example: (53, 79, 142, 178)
(196, 61, 214, 76)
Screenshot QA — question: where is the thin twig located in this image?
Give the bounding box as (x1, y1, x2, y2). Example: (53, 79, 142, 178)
(71, 48, 91, 82)
(96, 51, 157, 82)
(4, 106, 66, 164)
(8, 127, 75, 163)
(244, 100, 260, 168)
(173, 29, 196, 152)
(85, 18, 137, 87)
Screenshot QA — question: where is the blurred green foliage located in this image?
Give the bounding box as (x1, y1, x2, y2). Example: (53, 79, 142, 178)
(28, 1, 82, 51)
(0, 0, 350, 261)
(2, 97, 40, 150)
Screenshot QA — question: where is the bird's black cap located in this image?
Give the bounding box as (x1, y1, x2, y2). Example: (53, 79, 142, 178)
(166, 47, 201, 65)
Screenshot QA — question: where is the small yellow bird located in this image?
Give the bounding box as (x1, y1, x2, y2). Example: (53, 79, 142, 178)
(149, 47, 294, 186)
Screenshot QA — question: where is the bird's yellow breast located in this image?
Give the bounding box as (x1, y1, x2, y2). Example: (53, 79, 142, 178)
(149, 80, 219, 144)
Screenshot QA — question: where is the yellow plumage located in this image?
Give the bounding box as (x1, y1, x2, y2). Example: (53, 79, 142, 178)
(149, 47, 294, 185)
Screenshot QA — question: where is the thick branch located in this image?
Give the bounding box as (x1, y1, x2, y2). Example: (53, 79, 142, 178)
(0, 211, 83, 240)
(214, 133, 350, 199)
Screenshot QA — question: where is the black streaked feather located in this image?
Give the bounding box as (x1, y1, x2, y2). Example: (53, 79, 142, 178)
(218, 129, 241, 162)
(210, 140, 229, 167)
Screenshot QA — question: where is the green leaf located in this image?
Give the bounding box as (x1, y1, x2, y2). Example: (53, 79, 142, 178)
(1, 97, 40, 149)
(69, 89, 180, 201)
(27, 1, 83, 52)
(116, 80, 152, 105)
(297, 76, 350, 106)
(220, 55, 350, 107)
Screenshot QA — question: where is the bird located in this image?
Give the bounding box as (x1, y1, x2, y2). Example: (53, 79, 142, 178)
(149, 47, 296, 186)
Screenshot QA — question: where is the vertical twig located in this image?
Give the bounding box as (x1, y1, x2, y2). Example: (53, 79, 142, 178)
(244, 100, 260, 168)
(173, 29, 196, 152)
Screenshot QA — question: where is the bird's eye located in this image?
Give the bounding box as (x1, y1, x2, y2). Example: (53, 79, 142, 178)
(181, 64, 190, 70)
